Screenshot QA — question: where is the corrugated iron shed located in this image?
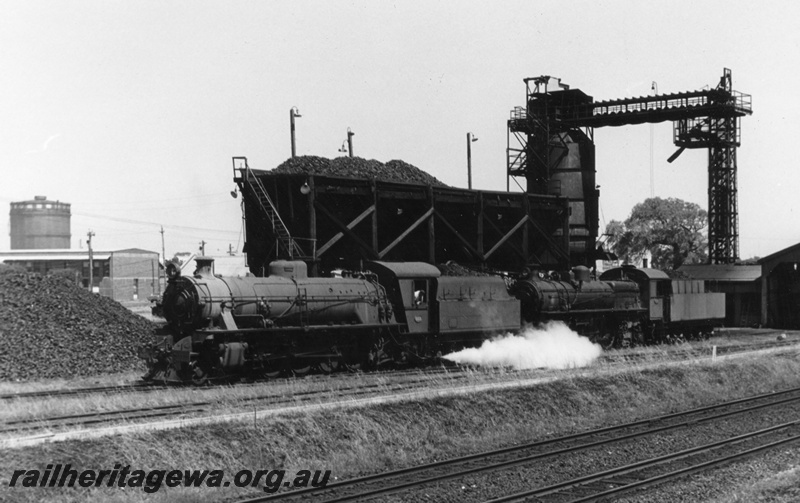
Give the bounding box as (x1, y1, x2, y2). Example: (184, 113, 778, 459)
(677, 264, 761, 282)
(758, 242, 800, 268)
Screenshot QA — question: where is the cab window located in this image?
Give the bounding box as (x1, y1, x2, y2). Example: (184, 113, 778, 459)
(411, 279, 427, 307)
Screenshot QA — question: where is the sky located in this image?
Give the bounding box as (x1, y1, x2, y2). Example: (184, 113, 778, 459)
(1, 0, 798, 261)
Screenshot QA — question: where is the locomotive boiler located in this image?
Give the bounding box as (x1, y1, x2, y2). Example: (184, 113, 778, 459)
(163, 258, 393, 331)
(511, 265, 645, 348)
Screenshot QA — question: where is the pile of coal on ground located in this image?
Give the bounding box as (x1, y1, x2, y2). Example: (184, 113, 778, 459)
(0, 265, 159, 381)
(272, 155, 448, 186)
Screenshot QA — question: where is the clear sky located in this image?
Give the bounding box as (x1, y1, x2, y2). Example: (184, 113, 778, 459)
(1, 0, 798, 260)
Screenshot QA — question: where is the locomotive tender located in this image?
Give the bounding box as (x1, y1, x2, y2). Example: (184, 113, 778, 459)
(139, 258, 724, 384)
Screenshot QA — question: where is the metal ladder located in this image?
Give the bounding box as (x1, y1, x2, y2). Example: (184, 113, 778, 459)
(233, 157, 304, 259)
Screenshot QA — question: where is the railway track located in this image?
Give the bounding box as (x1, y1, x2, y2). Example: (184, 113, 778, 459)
(488, 424, 800, 502)
(0, 371, 470, 436)
(0, 382, 162, 401)
(0, 365, 462, 401)
(598, 337, 799, 365)
(229, 387, 800, 502)
(2, 337, 793, 403)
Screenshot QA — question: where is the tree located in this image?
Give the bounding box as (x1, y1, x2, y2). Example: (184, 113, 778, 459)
(605, 197, 708, 271)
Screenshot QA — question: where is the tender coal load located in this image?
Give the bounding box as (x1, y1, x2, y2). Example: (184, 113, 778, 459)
(0, 264, 158, 381)
(437, 261, 491, 277)
(272, 155, 448, 186)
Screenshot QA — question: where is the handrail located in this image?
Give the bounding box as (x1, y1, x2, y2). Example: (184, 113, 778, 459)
(233, 157, 305, 259)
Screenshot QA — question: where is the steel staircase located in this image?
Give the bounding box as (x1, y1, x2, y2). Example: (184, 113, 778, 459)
(233, 157, 304, 259)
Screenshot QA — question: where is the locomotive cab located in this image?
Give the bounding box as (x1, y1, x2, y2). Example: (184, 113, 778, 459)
(366, 261, 439, 334)
(600, 265, 669, 323)
(365, 261, 521, 354)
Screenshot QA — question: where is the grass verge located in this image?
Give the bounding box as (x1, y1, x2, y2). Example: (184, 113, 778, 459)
(2, 352, 800, 502)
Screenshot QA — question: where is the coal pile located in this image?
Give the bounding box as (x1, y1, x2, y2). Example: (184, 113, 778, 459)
(0, 265, 157, 381)
(272, 155, 447, 186)
(437, 261, 491, 276)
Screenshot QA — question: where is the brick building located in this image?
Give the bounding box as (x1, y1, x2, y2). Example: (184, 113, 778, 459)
(0, 248, 161, 301)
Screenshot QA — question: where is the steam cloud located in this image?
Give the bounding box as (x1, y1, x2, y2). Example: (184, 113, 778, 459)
(443, 321, 602, 370)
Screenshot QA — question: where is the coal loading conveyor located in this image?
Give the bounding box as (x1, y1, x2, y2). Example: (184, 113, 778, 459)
(507, 68, 752, 264)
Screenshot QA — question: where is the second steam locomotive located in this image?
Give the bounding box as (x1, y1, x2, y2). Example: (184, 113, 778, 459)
(140, 257, 724, 384)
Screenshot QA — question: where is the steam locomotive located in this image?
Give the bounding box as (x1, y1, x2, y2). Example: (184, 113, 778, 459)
(139, 257, 724, 384)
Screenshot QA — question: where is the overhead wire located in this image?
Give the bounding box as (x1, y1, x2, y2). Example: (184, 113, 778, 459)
(71, 211, 239, 235)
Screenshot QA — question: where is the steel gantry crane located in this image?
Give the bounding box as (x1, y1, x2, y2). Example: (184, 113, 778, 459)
(508, 68, 752, 265)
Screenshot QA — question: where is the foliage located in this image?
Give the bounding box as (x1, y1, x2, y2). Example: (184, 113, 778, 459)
(605, 197, 708, 270)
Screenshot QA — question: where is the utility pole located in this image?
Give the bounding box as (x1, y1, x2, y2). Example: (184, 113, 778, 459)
(290, 107, 302, 158)
(87, 230, 95, 292)
(347, 127, 354, 157)
(160, 226, 166, 263)
(467, 132, 478, 189)
(199, 240, 206, 256)
(159, 226, 166, 294)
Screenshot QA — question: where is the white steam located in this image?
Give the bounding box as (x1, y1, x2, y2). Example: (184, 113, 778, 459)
(443, 321, 602, 370)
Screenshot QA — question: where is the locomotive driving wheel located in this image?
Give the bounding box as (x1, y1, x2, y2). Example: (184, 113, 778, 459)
(262, 363, 282, 379)
(591, 319, 618, 350)
(616, 321, 635, 349)
(594, 331, 616, 350)
(189, 362, 209, 386)
(344, 362, 362, 372)
(317, 346, 342, 374)
(317, 357, 341, 374)
(291, 359, 312, 377)
(317, 360, 339, 374)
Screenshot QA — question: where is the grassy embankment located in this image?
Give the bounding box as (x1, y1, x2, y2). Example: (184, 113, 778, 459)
(2, 349, 800, 503)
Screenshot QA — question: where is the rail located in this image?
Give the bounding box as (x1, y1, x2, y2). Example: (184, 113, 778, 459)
(234, 386, 800, 502)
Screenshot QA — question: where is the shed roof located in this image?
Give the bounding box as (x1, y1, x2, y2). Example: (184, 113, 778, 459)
(367, 261, 441, 279)
(112, 248, 159, 255)
(0, 249, 112, 261)
(758, 242, 800, 265)
(677, 264, 761, 282)
(0, 248, 158, 263)
(600, 266, 670, 281)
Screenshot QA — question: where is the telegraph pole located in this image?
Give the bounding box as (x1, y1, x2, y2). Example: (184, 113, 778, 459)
(467, 132, 478, 189)
(160, 226, 166, 263)
(290, 107, 302, 158)
(347, 127, 354, 157)
(159, 226, 166, 294)
(87, 230, 95, 292)
(199, 240, 206, 256)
